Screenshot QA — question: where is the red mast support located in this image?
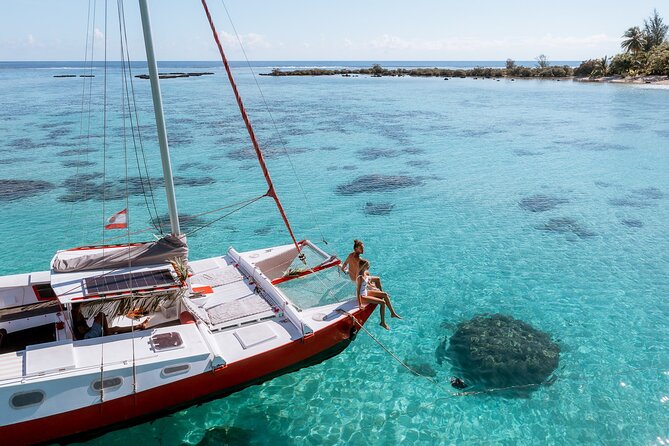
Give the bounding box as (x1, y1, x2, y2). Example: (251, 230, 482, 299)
(200, 0, 301, 253)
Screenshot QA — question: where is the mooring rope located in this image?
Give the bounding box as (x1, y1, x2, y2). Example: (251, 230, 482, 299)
(337, 309, 548, 398)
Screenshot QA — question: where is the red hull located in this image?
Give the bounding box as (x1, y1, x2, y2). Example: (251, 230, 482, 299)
(1, 305, 374, 446)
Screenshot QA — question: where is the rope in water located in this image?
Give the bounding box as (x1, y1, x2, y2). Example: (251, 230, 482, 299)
(337, 309, 548, 398)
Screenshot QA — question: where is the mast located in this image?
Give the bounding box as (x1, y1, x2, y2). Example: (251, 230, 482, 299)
(138, 0, 181, 236)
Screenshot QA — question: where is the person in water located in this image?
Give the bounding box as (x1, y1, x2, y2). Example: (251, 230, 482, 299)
(72, 303, 149, 340)
(341, 239, 383, 289)
(356, 259, 401, 330)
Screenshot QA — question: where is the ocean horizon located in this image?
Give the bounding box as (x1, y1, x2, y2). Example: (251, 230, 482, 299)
(0, 60, 583, 70)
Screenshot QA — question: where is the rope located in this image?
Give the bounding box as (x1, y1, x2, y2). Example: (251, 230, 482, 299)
(337, 309, 551, 398)
(69, 0, 94, 229)
(116, 0, 138, 396)
(99, 0, 108, 405)
(185, 194, 266, 236)
(118, 0, 162, 234)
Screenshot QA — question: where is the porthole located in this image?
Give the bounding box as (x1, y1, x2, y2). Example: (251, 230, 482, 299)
(161, 364, 190, 377)
(91, 376, 123, 392)
(10, 390, 45, 409)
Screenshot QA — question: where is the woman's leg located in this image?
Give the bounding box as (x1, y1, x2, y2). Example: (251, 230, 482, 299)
(367, 290, 401, 318)
(361, 295, 389, 329)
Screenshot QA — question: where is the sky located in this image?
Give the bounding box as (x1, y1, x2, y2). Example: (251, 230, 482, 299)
(0, 1, 665, 61)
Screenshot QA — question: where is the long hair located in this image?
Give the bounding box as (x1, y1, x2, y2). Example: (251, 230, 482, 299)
(358, 258, 370, 276)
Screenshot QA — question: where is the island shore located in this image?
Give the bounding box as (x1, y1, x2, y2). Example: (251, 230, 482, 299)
(574, 75, 669, 85)
(262, 66, 669, 85)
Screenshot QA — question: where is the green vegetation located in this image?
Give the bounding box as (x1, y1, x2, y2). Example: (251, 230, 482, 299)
(264, 58, 575, 79)
(576, 9, 669, 78)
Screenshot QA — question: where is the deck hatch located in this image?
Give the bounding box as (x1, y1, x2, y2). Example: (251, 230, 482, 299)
(151, 332, 184, 351)
(83, 269, 178, 297)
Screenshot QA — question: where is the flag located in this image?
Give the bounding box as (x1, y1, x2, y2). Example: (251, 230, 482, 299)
(105, 209, 128, 230)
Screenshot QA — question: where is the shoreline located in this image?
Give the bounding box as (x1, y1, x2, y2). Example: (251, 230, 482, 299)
(262, 66, 669, 85)
(574, 75, 669, 85)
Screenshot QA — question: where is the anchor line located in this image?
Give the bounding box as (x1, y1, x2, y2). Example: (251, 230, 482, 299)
(337, 309, 550, 398)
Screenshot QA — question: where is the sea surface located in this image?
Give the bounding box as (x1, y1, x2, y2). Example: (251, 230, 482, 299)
(0, 61, 667, 445)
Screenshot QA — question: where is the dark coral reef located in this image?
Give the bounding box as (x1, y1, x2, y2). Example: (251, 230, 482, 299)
(441, 314, 559, 396)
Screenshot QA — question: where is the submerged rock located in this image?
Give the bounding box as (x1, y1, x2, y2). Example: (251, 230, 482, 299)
(335, 174, 423, 195)
(537, 217, 596, 238)
(356, 148, 399, 161)
(608, 197, 652, 208)
(621, 219, 643, 228)
(151, 213, 209, 234)
(61, 160, 96, 168)
(442, 314, 559, 396)
(195, 426, 253, 446)
(59, 175, 215, 202)
(519, 194, 568, 212)
(514, 149, 543, 156)
(631, 187, 665, 200)
(363, 202, 394, 215)
(0, 179, 55, 201)
(402, 359, 437, 378)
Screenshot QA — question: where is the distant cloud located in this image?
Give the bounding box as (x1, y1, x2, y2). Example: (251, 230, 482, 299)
(94, 28, 104, 41)
(365, 33, 621, 58)
(532, 33, 620, 49)
(219, 30, 270, 49)
(26, 34, 35, 45)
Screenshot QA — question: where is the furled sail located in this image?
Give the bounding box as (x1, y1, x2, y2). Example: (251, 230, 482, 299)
(52, 235, 188, 273)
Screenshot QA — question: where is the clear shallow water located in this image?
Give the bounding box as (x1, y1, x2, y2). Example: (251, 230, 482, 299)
(0, 62, 668, 445)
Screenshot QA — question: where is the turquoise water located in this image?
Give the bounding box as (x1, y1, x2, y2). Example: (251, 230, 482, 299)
(1, 62, 668, 445)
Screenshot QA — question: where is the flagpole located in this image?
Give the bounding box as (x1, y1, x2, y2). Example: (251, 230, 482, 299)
(138, 0, 181, 236)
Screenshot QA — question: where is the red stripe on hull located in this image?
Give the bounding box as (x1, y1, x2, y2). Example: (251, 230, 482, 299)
(2, 305, 375, 446)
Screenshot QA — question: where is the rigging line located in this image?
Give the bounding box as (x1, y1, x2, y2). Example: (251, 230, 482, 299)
(83, 194, 268, 245)
(117, 0, 137, 395)
(69, 0, 94, 227)
(81, 0, 98, 243)
(117, 0, 161, 234)
(99, 0, 109, 405)
(101, 0, 108, 249)
(186, 194, 269, 219)
(185, 194, 266, 236)
(200, 0, 301, 254)
(118, 0, 162, 234)
(218, 0, 328, 245)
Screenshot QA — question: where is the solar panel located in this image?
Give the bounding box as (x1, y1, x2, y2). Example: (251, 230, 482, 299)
(83, 269, 179, 297)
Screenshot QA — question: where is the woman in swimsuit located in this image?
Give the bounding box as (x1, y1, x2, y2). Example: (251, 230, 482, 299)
(356, 259, 401, 330)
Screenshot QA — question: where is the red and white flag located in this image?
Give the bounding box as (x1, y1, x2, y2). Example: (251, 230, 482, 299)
(104, 209, 128, 230)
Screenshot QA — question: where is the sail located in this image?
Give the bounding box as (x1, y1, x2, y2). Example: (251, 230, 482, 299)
(51, 235, 188, 273)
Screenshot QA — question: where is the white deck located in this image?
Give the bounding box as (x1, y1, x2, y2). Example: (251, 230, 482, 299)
(0, 241, 359, 429)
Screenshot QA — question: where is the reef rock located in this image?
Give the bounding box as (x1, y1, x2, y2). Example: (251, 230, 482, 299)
(441, 314, 559, 395)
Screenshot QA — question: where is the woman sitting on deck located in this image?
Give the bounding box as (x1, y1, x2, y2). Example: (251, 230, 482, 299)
(356, 259, 401, 330)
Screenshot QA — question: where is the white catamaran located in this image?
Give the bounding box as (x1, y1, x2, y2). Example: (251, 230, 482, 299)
(0, 1, 374, 444)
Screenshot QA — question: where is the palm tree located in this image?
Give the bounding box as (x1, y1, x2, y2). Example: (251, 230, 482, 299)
(599, 55, 609, 76)
(621, 26, 646, 54)
(644, 8, 668, 49)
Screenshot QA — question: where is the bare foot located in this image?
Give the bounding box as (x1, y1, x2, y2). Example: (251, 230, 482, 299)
(139, 317, 150, 330)
(380, 322, 390, 330)
(391, 313, 402, 319)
